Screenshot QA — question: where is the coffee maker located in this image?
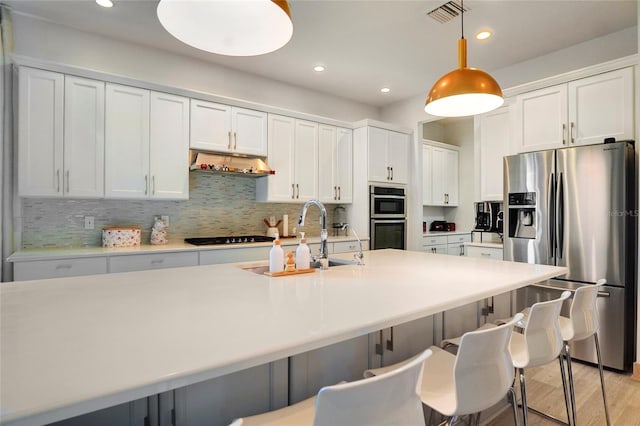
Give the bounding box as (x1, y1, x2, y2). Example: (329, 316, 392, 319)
(475, 202, 503, 233)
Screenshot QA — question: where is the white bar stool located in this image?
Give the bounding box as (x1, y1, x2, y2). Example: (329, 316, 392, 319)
(560, 279, 610, 426)
(363, 313, 524, 426)
(229, 348, 432, 426)
(510, 290, 572, 426)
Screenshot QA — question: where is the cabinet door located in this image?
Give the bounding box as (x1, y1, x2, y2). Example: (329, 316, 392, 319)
(515, 84, 568, 152)
(443, 149, 459, 205)
(568, 67, 634, 146)
(422, 145, 433, 205)
(105, 84, 150, 198)
(231, 107, 267, 156)
(47, 399, 147, 426)
(189, 99, 231, 152)
(430, 147, 446, 205)
(199, 246, 271, 265)
(368, 127, 390, 183)
(387, 130, 408, 184)
(257, 114, 295, 202)
(174, 360, 287, 426)
(318, 124, 337, 203)
(476, 106, 511, 201)
(290, 336, 369, 403)
(375, 317, 435, 368)
(18, 67, 64, 197)
(294, 119, 318, 201)
(336, 128, 353, 203)
(447, 244, 465, 256)
(150, 92, 189, 200)
(64, 76, 105, 198)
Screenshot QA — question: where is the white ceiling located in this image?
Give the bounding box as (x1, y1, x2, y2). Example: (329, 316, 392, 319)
(5, 0, 638, 107)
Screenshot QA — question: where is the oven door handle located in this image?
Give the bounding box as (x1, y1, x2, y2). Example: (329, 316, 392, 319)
(370, 219, 407, 224)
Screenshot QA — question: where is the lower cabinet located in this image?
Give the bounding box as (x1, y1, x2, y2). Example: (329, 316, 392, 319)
(370, 316, 435, 369)
(109, 252, 199, 273)
(47, 398, 147, 426)
(422, 233, 470, 255)
(174, 360, 288, 426)
(289, 335, 370, 404)
(199, 246, 271, 265)
(13, 257, 108, 281)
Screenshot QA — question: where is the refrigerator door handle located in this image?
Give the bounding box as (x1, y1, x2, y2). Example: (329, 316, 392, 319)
(556, 172, 565, 259)
(548, 172, 556, 260)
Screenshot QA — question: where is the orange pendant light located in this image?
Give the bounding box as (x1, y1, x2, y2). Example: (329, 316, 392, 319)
(425, 0, 503, 117)
(157, 0, 293, 57)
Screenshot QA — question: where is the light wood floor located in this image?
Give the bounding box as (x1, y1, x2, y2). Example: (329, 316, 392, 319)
(487, 361, 640, 426)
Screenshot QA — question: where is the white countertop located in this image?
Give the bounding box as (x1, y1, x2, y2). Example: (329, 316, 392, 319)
(1, 249, 566, 426)
(422, 231, 471, 236)
(7, 236, 365, 262)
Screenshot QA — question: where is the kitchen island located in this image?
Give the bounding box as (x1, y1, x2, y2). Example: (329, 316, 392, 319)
(1, 249, 567, 426)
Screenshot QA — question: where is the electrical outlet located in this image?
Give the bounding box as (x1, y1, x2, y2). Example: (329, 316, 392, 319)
(161, 215, 169, 226)
(84, 216, 95, 230)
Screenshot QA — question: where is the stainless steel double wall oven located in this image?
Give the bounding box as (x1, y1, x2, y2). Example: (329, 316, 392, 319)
(370, 185, 406, 250)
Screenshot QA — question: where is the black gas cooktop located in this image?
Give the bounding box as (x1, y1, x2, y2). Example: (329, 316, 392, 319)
(184, 236, 275, 246)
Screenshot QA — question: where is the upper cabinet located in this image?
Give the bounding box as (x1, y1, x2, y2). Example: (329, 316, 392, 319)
(368, 127, 409, 184)
(105, 84, 189, 200)
(474, 105, 513, 201)
(18, 68, 104, 198)
(190, 100, 267, 157)
(423, 141, 459, 206)
(514, 67, 634, 153)
(318, 125, 353, 204)
(256, 114, 318, 203)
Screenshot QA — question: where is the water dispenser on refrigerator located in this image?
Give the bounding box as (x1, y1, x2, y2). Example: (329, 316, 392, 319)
(507, 192, 536, 239)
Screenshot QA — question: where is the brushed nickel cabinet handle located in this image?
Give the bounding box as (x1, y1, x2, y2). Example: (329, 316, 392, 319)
(334, 186, 337, 200)
(233, 131, 237, 150)
(152, 176, 156, 195)
(570, 122, 575, 144)
(296, 183, 299, 199)
(562, 123, 567, 145)
(390, 167, 394, 180)
(291, 184, 295, 199)
(145, 175, 148, 195)
(65, 170, 70, 193)
(56, 170, 61, 192)
(386, 326, 394, 351)
(338, 186, 341, 200)
(228, 131, 232, 150)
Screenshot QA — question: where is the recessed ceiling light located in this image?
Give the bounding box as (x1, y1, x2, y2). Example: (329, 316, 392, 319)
(313, 65, 326, 72)
(380, 87, 391, 93)
(96, 0, 113, 8)
(476, 30, 492, 40)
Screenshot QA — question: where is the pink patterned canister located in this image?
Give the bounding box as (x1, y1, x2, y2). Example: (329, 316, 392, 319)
(102, 226, 141, 248)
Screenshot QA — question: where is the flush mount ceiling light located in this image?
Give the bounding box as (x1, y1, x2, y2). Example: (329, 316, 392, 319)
(157, 0, 293, 56)
(424, 0, 503, 117)
(475, 30, 492, 40)
(380, 87, 391, 93)
(313, 65, 326, 72)
(96, 0, 113, 8)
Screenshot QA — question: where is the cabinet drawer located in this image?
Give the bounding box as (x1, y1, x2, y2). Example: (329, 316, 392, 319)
(447, 244, 466, 256)
(13, 257, 108, 281)
(422, 235, 447, 246)
(109, 252, 198, 273)
(465, 246, 503, 260)
(333, 241, 369, 254)
(423, 244, 447, 254)
(199, 246, 271, 265)
(447, 234, 471, 244)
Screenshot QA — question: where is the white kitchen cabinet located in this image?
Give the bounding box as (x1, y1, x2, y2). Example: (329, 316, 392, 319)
(515, 67, 634, 153)
(370, 316, 435, 370)
(474, 105, 512, 201)
(465, 244, 503, 260)
(149, 92, 190, 200)
(422, 233, 469, 255)
(446, 234, 470, 256)
(256, 114, 318, 203)
(464, 244, 511, 324)
(18, 67, 64, 197)
(105, 84, 189, 200)
(18, 68, 104, 198)
(105, 83, 150, 198)
(13, 257, 108, 281)
(48, 399, 148, 426)
(190, 100, 267, 157)
(109, 252, 198, 273)
(423, 141, 459, 206)
(368, 127, 409, 184)
(318, 125, 353, 204)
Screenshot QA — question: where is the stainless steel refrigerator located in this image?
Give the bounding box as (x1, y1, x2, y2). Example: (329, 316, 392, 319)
(504, 141, 636, 371)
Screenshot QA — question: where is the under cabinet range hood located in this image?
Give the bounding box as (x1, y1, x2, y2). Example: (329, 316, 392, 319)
(189, 151, 273, 177)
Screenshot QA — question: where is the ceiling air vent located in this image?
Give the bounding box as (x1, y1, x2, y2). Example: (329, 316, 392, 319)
(427, 0, 469, 23)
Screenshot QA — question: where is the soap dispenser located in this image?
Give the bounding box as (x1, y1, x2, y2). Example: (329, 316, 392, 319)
(269, 239, 285, 273)
(295, 233, 311, 270)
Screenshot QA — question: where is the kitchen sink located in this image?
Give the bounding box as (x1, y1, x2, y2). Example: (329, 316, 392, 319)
(240, 258, 358, 275)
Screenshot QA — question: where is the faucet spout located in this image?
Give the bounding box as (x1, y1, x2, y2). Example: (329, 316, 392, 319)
(298, 200, 328, 265)
(342, 224, 365, 265)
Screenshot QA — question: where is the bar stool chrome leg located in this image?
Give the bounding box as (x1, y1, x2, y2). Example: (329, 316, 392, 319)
(594, 333, 611, 426)
(519, 368, 529, 426)
(508, 386, 520, 426)
(564, 344, 577, 426)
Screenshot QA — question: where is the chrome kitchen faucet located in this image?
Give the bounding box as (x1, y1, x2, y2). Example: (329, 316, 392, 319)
(298, 199, 328, 269)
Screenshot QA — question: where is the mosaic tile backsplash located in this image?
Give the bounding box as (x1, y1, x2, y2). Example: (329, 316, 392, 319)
(21, 173, 337, 248)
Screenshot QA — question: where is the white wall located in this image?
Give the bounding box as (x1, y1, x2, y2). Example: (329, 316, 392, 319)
(11, 13, 380, 122)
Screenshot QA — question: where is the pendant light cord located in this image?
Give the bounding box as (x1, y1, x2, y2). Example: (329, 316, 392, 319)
(461, 0, 464, 40)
